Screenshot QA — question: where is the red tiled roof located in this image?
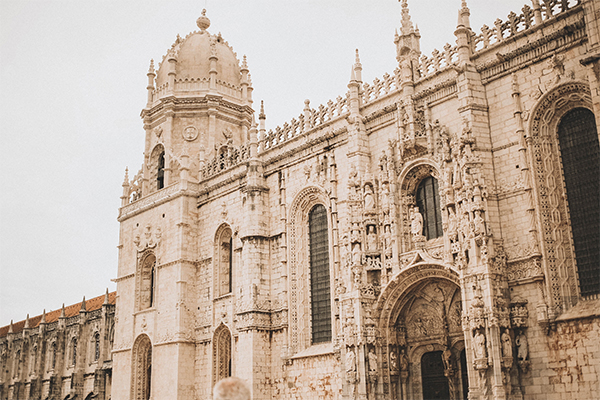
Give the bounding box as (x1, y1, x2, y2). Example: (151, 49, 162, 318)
(0, 291, 116, 338)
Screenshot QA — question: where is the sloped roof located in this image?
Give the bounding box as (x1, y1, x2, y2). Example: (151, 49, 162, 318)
(0, 291, 116, 338)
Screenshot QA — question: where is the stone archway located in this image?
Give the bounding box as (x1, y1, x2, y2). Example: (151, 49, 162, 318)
(375, 264, 468, 400)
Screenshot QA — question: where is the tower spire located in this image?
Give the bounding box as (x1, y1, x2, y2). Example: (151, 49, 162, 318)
(400, 0, 415, 35)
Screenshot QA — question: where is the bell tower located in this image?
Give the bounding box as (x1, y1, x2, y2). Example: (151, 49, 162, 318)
(113, 10, 256, 400)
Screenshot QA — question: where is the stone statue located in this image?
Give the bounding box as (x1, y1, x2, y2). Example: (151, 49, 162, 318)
(516, 332, 528, 361)
(381, 183, 390, 212)
(383, 224, 392, 251)
(364, 185, 375, 210)
(410, 206, 423, 238)
(352, 243, 361, 265)
(474, 331, 487, 359)
(346, 348, 356, 373)
(442, 348, 453, 373)
(447, 207, 458, 240)
(473, 210, 486, 236)
(389, 350, 398, 371)
(368, 348, 378, 373)
(366, 225, 377, 251)
(501, 331, 512, 358)
(399, 350, 409, 371)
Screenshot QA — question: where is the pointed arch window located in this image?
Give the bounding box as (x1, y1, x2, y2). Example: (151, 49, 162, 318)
(416, 176, 443, 240)
(157, 151, 165, 189)
(213, 325, 232, 384)
(131, 335, 152, 400)
(309, 204, 331, 344)
(216, 226, 233, 297)
(71, 337, 77, 366)
(138, 253, 156, 310)
(557, 108, 600, 297)
(93, 332, 100, 361)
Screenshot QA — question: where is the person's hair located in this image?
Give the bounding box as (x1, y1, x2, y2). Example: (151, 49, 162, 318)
(213, 377, 250, 400)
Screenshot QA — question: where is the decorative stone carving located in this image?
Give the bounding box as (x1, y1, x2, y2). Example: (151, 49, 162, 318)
(182, 125, 198, 141)
(133, 224, 162, 252)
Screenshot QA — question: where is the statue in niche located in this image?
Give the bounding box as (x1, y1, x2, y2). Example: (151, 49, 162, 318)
(501, 331, 512, 358)
(389, 349, 398, 371)
(442, 348, 453, 373)
(368, 348, 378, 374)
(352, 243, 361, 265)
(383, 224, 392, 252)
(474, 331, 487, 359)
(364, 184, 375, 210)
(366, 225, 377, 251)
(348, 165, 359, 188)
(473, 210, 486, 236)
(516, 332, 528, 361)
(381, 183, 390, 212)
(346, 348, 356, 373)
(350, 222, 361, 243)
(399, 350, 409, 371)
(410, 206, 423, 238)
(447, 207, 458, 240)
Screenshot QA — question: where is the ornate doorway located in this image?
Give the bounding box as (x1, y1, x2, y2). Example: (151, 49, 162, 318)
(421, 351, 450, 400)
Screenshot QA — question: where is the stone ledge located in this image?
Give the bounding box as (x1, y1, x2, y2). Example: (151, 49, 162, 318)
(291, 342, 334, 360)
(555, 298, 600, 322)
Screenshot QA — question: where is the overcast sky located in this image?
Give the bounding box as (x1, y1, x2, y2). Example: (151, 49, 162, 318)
(0, 0, 531, 327)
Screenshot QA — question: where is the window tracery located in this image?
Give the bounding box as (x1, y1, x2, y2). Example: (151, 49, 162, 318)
(288, 187, 333, 353)
(529, 82, 597, 309)
(309, 204, 332, 344)
(214, 225, 233, 298)
(136, 252, 156, 310)
(131, 334, 152, 400)
(213, 325, 231, 384)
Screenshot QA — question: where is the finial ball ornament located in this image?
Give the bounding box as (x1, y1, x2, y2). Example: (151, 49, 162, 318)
(197, 9, 210, 31)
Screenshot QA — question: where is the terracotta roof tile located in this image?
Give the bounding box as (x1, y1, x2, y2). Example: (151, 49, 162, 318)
(0, 291, 116, 338)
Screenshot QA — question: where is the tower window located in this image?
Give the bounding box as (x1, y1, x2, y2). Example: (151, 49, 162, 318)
(216, 227, 233, 297)
(157, 152, 165, 190)
(557, 108, 600, 297)
(309, 204, 331, 344)
(416, 176, 443, 240)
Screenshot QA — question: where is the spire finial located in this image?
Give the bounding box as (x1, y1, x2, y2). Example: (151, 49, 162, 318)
(197, 9, 211, 32)
(80, 296, 87, 312)
(104, 288, 110, 305)
(123, 167, 129, 185)
(8, 320, 13, 333)
(24, 314, 30, 329)
(241, 55, 248, 70)
(41, 309, 47, 324)
(60, 303, 66, 318)
(148, 59, 155, 74)
(259, 100, 266, 120)
(355, 49, 361, 65)
(400, 0, 414, 33)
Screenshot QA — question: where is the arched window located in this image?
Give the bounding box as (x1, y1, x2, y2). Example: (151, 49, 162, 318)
(51, 341, 56, 370)
(71, 338, 77, 366)
(131, 335, 152, 400)
(557, 108, 600, 297)
(93, 333, 100, 361)
(216, 226, 233, 297)
(416, 176, 443, 240)
(157, 151, 165, 190)
(213, 325, 232, 384)
(309, 204, 331, 344)
(138, 253, 156, 310)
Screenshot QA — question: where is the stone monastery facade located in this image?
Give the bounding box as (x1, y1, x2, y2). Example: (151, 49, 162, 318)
(0, 293, 116, 400)
(3, 0, 600, 399)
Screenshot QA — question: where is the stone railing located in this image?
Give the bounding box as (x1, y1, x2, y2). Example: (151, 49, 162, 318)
(362, 71, 402, 103)
(261, 95, 349, 151)
(200, 144, 250, 179)
(418, 43, 459, 79)
(472, 0, 581, 53)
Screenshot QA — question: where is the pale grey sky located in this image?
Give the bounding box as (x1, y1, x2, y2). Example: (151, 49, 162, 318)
(0, 0, 530, 326)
